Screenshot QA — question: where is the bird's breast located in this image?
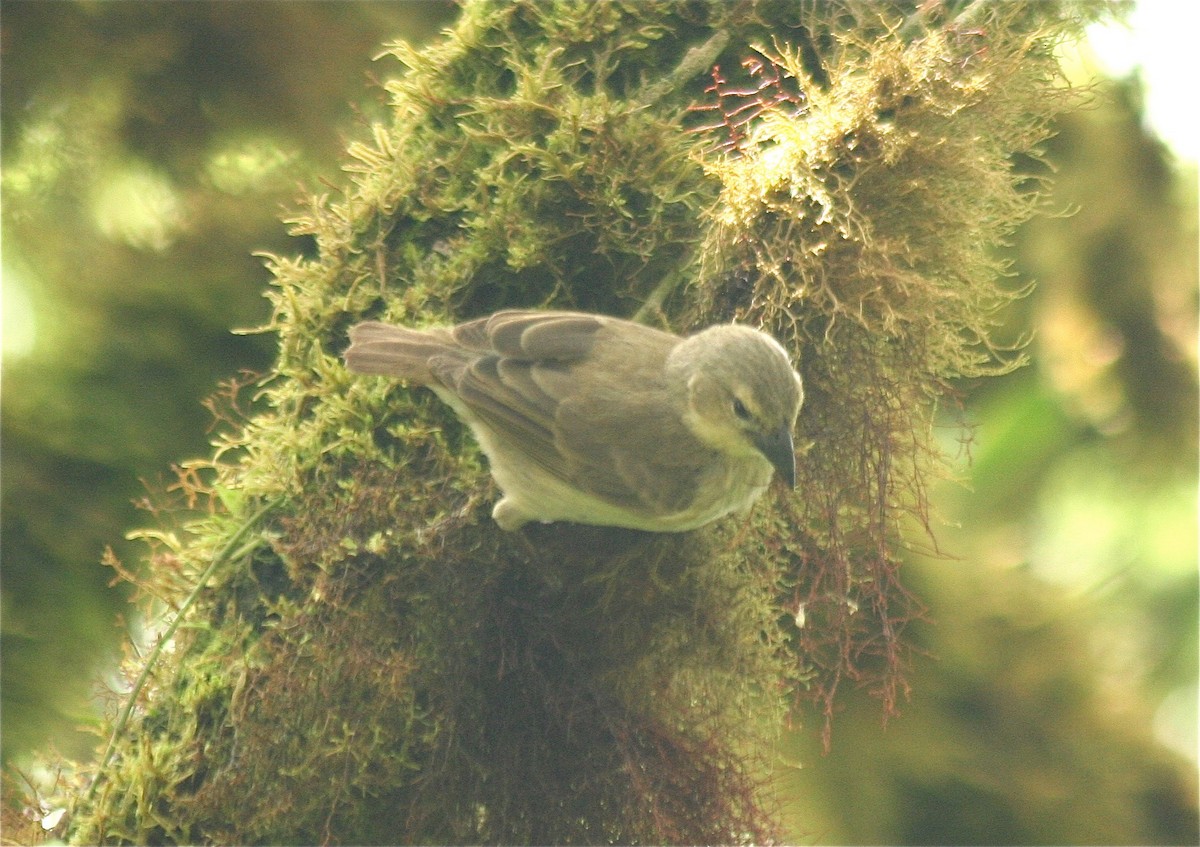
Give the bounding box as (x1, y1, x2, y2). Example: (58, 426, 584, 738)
(691, 452, 774, 517)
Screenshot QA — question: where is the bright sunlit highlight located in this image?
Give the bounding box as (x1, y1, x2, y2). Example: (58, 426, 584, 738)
(206, 135, 297, 195)
(90, 163, 186, 252)
(1086, 0, 1200, 163)
(1, 267, 38, 361)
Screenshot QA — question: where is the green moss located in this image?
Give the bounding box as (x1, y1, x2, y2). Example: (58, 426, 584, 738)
(682, 4, 1090, 739)
(67, 1, 1099, 843)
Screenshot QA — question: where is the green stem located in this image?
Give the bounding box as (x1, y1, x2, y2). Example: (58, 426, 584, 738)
(83, 497, 280, 805)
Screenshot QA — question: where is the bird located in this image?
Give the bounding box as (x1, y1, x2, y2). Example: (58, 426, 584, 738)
(344, 309, 803, 532)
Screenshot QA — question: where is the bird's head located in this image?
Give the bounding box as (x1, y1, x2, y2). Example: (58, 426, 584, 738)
(668, 324, 804, 487)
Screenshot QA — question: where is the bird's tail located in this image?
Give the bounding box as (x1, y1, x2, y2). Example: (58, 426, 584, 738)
(344, 321, 460, 382)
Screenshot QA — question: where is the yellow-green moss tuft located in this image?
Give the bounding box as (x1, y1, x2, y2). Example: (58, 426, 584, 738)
(67, 1, 1102, 842)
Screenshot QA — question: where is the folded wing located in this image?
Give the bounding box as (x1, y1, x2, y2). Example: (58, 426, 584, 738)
(349, 310, 706, 519)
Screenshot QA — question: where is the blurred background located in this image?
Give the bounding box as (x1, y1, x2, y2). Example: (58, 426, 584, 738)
(1, 1, 1195, 843)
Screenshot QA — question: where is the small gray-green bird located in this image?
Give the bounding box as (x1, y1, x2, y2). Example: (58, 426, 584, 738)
(344, 310, 803, 532)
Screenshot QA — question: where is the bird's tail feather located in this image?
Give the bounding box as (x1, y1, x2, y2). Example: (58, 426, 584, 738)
(344, 321, 458, 382)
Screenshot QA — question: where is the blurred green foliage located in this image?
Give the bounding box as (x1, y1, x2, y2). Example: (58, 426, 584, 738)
(1, 0, 455, 765)
(1, 1, 1195, 844)
(777, 68, 1198, 844)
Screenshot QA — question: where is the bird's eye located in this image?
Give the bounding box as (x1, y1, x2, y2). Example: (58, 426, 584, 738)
(732, 398, 752, 421)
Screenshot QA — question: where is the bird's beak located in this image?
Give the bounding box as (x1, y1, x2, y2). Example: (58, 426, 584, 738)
(754, 425, 796, 489)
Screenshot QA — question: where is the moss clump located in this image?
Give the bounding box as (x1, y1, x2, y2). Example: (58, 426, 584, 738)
(682, 4, 1089, 739)
(68, 1, 1099, 843)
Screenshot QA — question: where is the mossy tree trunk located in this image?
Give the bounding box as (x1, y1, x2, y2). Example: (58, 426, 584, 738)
(68, 1, 1100, 843)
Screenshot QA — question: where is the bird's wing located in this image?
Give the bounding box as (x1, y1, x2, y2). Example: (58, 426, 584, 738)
(436, 312, 612, 486)
(554, 392, 708, 515)
(479, 310, 607, 360)
(448, 356, 564, 480)
(441, 312, 704, 516)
